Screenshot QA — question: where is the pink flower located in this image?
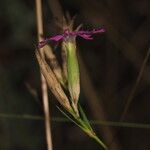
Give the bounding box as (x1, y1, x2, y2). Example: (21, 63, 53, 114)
(38, 27, 105, 48)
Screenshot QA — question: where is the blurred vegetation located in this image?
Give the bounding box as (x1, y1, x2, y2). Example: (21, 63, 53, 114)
(0, 0, 150, 150)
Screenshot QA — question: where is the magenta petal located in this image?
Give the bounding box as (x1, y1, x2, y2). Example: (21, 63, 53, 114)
(78, 34, 93, 40)
(37, 27, 105, 48)
(92, 28, 106, 34)
(49, 35, 64, 41)
(77, 28, 105, 36)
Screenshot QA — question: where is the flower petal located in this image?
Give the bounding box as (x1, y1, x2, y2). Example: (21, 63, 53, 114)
(76, 28, 105, 36)
(50, 35, 64, 41)
(38, 27, 105, 48)
(78, 34, 93, 40)
(92, 28, 106, 34)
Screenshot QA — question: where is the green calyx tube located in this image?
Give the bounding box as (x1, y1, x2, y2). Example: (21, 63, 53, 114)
(63, 38, 80, 115)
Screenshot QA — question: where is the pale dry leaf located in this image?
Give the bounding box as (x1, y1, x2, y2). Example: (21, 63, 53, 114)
(36, 50, 72, 111)
(42, 45, 66, 87)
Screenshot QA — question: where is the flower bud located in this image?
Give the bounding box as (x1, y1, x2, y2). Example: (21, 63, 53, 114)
(63, 38, 80, 114)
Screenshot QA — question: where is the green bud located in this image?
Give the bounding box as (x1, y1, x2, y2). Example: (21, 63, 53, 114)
(63, 38, 80, 114)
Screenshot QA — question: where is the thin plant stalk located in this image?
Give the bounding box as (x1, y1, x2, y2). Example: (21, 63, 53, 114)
(58, 106, 107, 149)
(0, 113, 150, 129)
(121, 47, 150, 119)
(109, 47, 150, 148)
(35, 0, 53, 150)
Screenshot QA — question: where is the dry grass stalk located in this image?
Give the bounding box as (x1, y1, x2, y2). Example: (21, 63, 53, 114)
(35, 0, 53, 149)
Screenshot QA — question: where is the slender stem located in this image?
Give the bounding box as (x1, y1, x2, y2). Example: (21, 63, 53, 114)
(0, 113, 150, 129)
(92, 135, 107, 150)
(109, 47, 150, 148)
(70, 112, 107, 149)
(121, 47, 150, 120)
(35, 0, 53, 150)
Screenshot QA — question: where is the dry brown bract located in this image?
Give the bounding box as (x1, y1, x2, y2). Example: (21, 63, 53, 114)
(36, 48, 72, 112)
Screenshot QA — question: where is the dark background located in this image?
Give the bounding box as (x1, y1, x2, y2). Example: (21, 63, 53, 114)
(0, 0, 150, 150)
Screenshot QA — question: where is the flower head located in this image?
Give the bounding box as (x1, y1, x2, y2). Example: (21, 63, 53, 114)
(38, 27, 105, 48)
(37, 26, 105, 115)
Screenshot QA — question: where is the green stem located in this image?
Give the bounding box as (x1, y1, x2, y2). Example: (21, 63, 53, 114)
(92, 134, 107, 150)
(70, 111, 107, 149)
